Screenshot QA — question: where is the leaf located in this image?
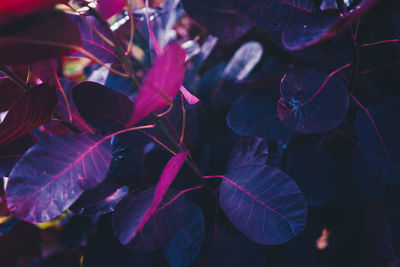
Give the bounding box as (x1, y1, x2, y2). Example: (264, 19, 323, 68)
(128, 44, 186, 126)
(0, 78, 25, 112)
(182, 0, 252, 42)
(163, 202, 204, 267)
(73, 81, 134, 133)
(355, 98, 400, 184)
(223, 0, 316, 31)
(0, 11, 82, 64)
(227, 137, 269, 172)
(70, 15, 120, 63)
(0, 0, 67, 26)
(96, 0, 126, 20)
(227, 87, 291, 141)
(70, 177, 128, 217)
(282, 0, 380, 50)
(277, 69, 349, 134)
(113, 151, 189, 249)
(0, 134, 37, 177)
(223, 41, 263, 81)
(218, 164, 307, 245)
(0, 83, 57, 146)
(6, 134, 112, 223)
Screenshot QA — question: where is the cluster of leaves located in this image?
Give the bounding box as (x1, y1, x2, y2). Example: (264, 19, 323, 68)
(0, 0, 400, 266)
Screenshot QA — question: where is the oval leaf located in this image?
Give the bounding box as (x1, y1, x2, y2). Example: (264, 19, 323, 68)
(6, 134, 112, 223)
(219, 164, 307, 245)
(0, 83, 57, 146)
(73, 81, 134, 133)
(278, 69, 349, 134)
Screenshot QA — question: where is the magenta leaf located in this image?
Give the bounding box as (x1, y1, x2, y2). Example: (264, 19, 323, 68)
(96, 0, 126, 20)
(218, 164, 307, 245)
(0, 83, 57, 146)
(73, 81, 134, 133)
(6, 134, 112, 223)
(0, 134, 37, 177)
(113, 151, 189, 248)
(0, 11, 81, 64)
(128, 44, 186, 126)
(227, 137, 269, 172)
(277, 69, 349, 134)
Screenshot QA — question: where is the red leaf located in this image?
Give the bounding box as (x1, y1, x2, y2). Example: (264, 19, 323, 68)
(128, 44, 186, 126)
(0, 78, 25, 112)
(0, 11, 82, 64)
(0, 83, 57, 146)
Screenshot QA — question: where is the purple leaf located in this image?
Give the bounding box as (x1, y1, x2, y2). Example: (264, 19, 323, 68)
(278, 68, 349, 134)
(282, 0, 381, 50)
(227, 87, 292, 141)
(0, 83, 57, 146)
(227, 137, 269, 172)
(30, 59, 60, 87)
(6, 134, 112, 223)
(70, 15, 120, 63)
(223, 0, 316, 31)
(0, 134, 37, 177)
(217, 164, 307, 245)
(73, 81, 134, 133)
(113, 151, 188, 248)
(113, 188, 189, 251)
(163, 202, 204, 267)
(128, 44, 186, 126)
(182, 0, 252, 42)
(0, 11, 81, 64)
(355, 98, 400, 184)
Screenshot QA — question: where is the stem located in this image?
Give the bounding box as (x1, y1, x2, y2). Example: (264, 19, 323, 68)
(0, 65, 30, 90)
(88, 7, 141, 91)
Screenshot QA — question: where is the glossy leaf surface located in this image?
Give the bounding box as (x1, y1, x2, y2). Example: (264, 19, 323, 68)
(6, 134, 112, 223)
(0, 83, 57, 146)
(278, 69, 349, 133)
